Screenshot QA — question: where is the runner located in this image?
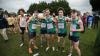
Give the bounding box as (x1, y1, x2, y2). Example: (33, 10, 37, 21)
(45, 8, 56, 51)
(26, 11, 38, 54)
(17, 9, 27, 47)
(68, 9, 84, 56)
(56, 7, 68, 52)
(39, 10, 47, 47)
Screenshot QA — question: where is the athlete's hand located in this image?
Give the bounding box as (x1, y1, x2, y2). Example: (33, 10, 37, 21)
(71, 29, 76, 32)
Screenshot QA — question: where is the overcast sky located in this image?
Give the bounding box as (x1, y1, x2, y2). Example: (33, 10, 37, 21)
(0, 0, 92, 14)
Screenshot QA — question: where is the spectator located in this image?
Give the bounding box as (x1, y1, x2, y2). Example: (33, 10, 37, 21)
(0, 11, 9, 42)
(93, 14, 99, 29)
(87, 13, 94, 29)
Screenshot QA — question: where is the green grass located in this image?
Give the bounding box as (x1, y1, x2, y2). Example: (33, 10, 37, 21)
(0, 24, 99, 56)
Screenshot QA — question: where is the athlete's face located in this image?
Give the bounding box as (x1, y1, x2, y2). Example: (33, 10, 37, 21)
(45, 10, 50, 16)
(58, 10, 64, 17)
(34, 12, 38, 18)
(71, 12, 77, 19)
(19, 11, 24, 16)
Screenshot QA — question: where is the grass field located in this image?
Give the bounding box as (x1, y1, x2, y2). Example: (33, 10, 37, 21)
(0, 23, 99, 56)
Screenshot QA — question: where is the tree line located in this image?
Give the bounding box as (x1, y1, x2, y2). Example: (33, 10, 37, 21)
(27, 0, 71, 15)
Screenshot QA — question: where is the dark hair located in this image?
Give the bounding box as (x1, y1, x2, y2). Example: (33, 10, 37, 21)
(70, 9, 78, 14)
(70, 9, 81, 16)
(18, 8, 25, 15)
(8, 13, 11, 17)
(57, 7, 65, 13)
(29, 12, 33, 16)
(77, 11, 81, 16)
(27, 14, 30, 17)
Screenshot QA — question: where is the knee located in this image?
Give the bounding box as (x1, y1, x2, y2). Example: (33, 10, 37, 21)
(30, 39, 33, 42)
(47, 37, 50, 40)
(73, 45, 79, 50)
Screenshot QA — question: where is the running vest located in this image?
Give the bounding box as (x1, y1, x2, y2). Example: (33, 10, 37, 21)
(40, 19, 47, 29)
(58, 16, 67, 33)
(46, 16, 55, 33)
(28, 17, 37, 32)
(19, 16, 27, 27)
(70, 18, 80, 37)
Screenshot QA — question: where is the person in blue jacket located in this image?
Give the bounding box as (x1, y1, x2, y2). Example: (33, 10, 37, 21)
(87, 14, 94, 29)
(0, 11, 9, 42)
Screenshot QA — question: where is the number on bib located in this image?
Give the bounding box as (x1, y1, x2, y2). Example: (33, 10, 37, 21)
(71, 24, 76, 30)
(47, 23, 53, 29)
(58, 23, 64, 29)
(70, 32, 73, 36)
(32, 24, 36, 29)
(41, 23, 46, 28)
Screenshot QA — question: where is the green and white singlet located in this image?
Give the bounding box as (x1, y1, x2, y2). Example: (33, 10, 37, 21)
(70, 18, 80, 37)
(28, 17, 38, 32)
(40, 18, 47, 34)
(46, 16, 56, 33)
(40, 19, 47, 29)
(57, 16, 67, 34)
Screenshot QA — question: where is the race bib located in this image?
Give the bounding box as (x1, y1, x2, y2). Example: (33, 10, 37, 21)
(58, 23, 64, 29)
(32, 24, 36, 29)
(71, 24, 76, 30)
(70, 32, 73, 36)
(41, 23, 46, 28)
(47, 23, 53, 29)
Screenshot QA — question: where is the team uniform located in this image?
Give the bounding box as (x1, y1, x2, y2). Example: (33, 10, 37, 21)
(40, 19, 47, 34)
(57, 16, 67, 37)
(69, 18, 82, 42)
(45, 16, 56, 51)
(40, 18, 47, 47)
(28, 17, 38, 38)
(46, 16, 56, 34)
(27, 16, 39, 54)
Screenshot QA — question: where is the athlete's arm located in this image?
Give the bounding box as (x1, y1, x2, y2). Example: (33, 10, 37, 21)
(76, 19, 84, 32)
(17, 15, 21, 30)
(25, 17, 32, 32)
(54, 16, 58, 33)
(65, 17, 72, 22)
